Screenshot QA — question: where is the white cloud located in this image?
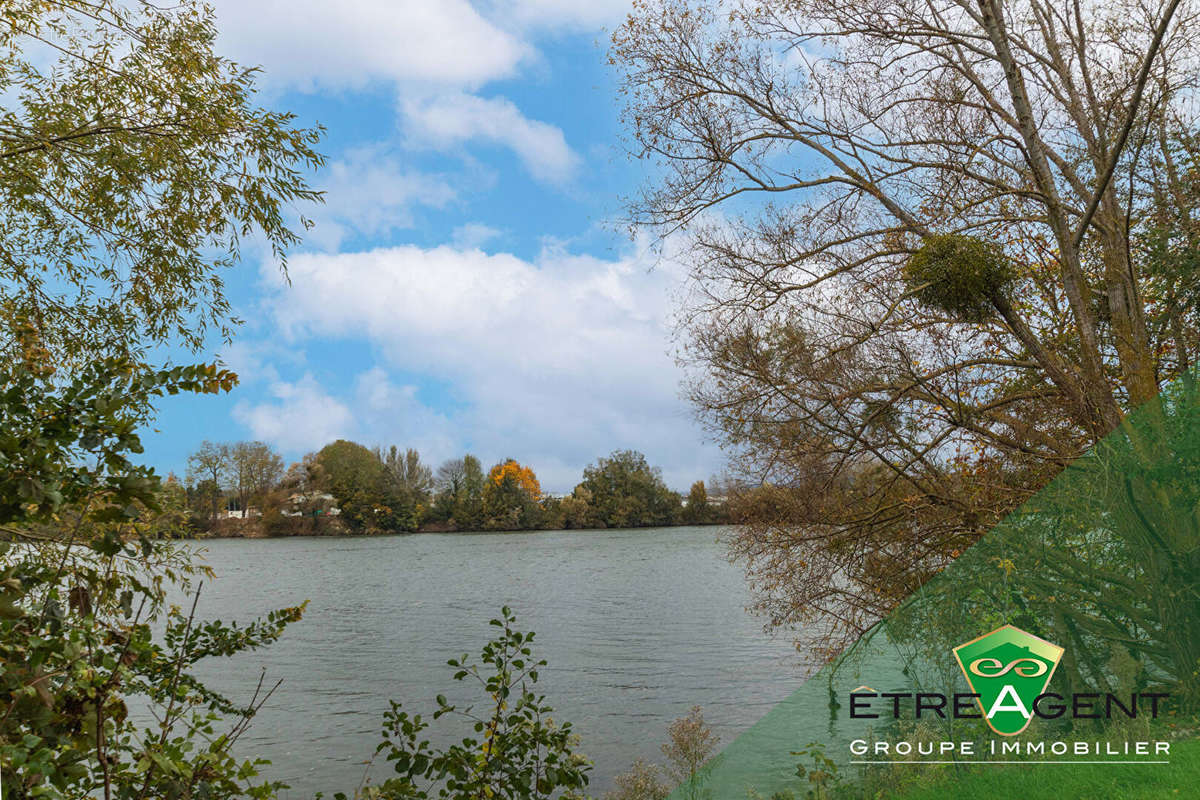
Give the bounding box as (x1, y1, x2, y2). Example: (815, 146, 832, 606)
(306, 147, 457, 251)
(402, 93, 579, 184)
(233, 375, 356, 453)
(350, 368, 460, 458)
(211, 3, 584, 188)
(451, 222, 504, 249)
(490, 0, 634, 30)
(254, 241, 719, 490)
(211, 0, 528, 90)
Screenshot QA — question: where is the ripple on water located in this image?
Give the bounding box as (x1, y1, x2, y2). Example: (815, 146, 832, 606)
(175, 526, 805, 796)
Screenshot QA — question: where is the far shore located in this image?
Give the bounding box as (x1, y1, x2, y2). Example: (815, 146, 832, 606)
(183, 518, 729, 541)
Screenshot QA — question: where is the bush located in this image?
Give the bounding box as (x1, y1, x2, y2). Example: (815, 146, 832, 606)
(335, 607, 592, 800)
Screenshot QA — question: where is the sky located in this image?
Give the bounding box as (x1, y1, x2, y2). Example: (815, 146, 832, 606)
(141, 0, 726, 493)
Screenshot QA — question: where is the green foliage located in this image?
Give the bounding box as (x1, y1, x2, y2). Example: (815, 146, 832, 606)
(0, 535, 304, 799)
(577, 451, 682, 529)
(459, 455, 486, 530)
(314, 441, 430, 532)
(332, 607, 591, 800)
(0, 359, 235, 531)
(0, 0, 324, 367)
(902, 234, 1016, 322)
(482, 460, 544, 531)
(0, 4, 324, 795)
(316, 440, 391, 531)
(790, 743, 841, 800)
(608, 706, 719, 800)
(0, 359, 307, 798)
(682, 481, 711, 525)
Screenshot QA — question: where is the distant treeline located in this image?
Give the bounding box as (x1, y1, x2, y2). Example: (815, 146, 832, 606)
(180, 440, 727, 536)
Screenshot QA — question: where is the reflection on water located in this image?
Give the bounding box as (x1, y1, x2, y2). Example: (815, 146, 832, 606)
(180, 526, 803, 796)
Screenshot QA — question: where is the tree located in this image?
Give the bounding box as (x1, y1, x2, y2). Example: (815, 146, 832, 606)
(460, 454, 486, 530)
(316, 440, 393, 532)
(558, 486, 595, 529)
(578, 450, 682, 528)
(683, 481, 710, 525)
(0, 358, 309, 799)
(0, 3, 321, 794)
(483, 459, 543, 530)
(187, 440, 231, 523)
(613, 0, 1199, 652)
(380, 445, 434, 508)
(435, 457, 468, 497)
(0, 1, 323, 368)
(230, 441, 284, 517)
(431, 457, 468, 524)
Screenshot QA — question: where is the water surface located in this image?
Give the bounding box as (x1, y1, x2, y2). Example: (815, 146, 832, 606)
(184, 527, 803, 796)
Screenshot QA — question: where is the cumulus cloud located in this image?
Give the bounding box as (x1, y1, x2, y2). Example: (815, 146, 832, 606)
(402, 93, 580, 184)
(211, 0, 633, 92)
(232, 375, 356, 453)
(211, 2, 584, 189)
(245, 241, 719, 490)
(211, 0, 528, 90)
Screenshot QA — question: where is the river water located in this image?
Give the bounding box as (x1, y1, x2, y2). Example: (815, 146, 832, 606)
(182, 526, 804, 797)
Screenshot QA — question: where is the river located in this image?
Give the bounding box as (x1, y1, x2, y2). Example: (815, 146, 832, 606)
(181, 526, 804, 797)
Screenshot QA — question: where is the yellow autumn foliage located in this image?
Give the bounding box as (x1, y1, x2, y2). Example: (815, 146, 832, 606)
(488, 459, 541, 499)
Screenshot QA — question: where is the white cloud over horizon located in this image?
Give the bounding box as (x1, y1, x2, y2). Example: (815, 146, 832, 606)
(232, 241, 720, 491)
(196, 0, 722, 491)
(232, 374, 357, 454)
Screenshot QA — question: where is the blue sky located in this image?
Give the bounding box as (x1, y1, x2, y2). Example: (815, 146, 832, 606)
(142, 0, 724, 492)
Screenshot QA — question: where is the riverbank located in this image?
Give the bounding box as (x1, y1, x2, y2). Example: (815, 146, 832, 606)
(184, 515, 728, 539)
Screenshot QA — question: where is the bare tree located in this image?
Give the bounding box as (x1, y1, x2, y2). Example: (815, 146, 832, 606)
(186, 440, 230, 523)
(230, 441, 284, 516)
(436, 457, 468, 496)
(613, 0, 1199, 653)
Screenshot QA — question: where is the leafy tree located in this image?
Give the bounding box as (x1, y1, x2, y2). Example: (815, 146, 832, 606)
(0, 2, 325, 795)
(489, 459, 542, 499)
(379, 445, 434, 527)
(459, 454, 486, 530)
(0, 0, 323, 368)
(483, 459, 543, 530)
(188, 477, 224, 528)
(682, 481, 710, 525)
(388, 447, 434, 502)
(578, 451, 681, 528)
(0, 358, 308, 798)
(315, 440, 392, 532)
(557, 487, 595, 530)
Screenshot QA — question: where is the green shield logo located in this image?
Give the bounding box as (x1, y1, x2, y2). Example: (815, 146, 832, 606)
(953, 624, 1063, 736)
